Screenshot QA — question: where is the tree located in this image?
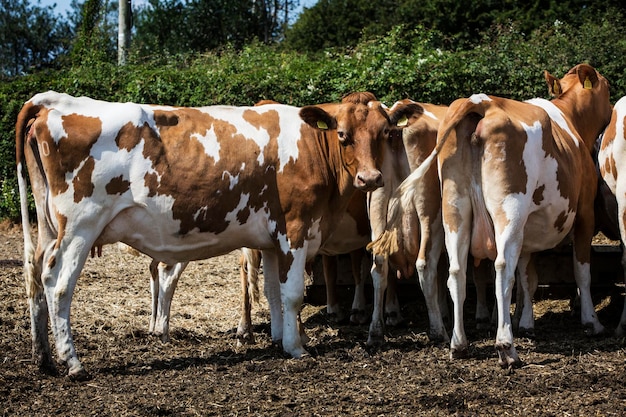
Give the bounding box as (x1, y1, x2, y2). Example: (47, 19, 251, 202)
(284, 0, 626, 52)
(132, 0, 298, 58)
(70, 0, 118, 65)
(0, 0, 72, 77)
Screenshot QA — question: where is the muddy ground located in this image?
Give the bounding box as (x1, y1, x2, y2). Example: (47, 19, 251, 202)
(1, 223, 626, 416)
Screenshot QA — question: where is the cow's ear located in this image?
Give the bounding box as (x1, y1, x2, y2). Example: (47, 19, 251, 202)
(544, 70, 562, 97)
(576, 65, 598, 90)
(300, 106, 338, 130)
(389, 103, 424, 128)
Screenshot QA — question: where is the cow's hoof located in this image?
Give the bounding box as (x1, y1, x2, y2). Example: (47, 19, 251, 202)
(449, 346, 469, 359)
(475, 317, 491, 331)
(517, 327, 535, 339)
(350, 309, 369, 325)
(385, 311, 405, 327)
(236, 332, 255, 347)
(428, 329, 450, 344)
(68, 366, 90, 381)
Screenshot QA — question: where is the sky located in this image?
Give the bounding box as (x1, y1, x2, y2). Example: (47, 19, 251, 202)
(34, 0, 318, 18)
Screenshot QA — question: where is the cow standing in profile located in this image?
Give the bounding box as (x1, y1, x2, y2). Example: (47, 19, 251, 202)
(16, 91, 421, 379)
(371, 64, 612, 368)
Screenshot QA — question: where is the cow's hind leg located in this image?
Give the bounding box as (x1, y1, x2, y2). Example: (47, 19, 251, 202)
(237, 248, 261, 346)
(513, 253, 538, 337)
(26, 240, 56, 374)
(323, 255, 346, 323)
(29, 281, 56, 374)
(617, 247, 626, 336)
(44, 238, 92, 379)
(494, 245, 522, 369)
(367, 255, 388, 347)
(350, 249, 369, 325)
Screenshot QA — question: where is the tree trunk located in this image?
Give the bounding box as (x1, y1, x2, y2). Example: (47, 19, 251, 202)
(118, 0, 131, 65)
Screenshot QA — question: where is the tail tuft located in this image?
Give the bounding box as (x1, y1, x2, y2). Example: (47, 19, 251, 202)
(367, 229, 399, 258)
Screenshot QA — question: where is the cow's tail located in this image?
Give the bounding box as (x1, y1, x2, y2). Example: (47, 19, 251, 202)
(368, 97, 488, 258)
(16, 100, 41, 298)
(241, 248, 261, 304)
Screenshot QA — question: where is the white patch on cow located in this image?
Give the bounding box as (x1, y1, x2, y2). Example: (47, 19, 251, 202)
(517, 120, 574, 250)
(276, 231, 291, 255)
(222, 171, 239, 190)
(224, 193, 251, 224)
(423, 109, 438, 120)
(275, 106, 304, 172)
(469, 94, 491, 104)
(525, 98, 579, 147)
(192, 126, 221, 162)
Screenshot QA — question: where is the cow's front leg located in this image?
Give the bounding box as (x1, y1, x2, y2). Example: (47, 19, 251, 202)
(278, 248, 308, 358)
(151, 261, 187, 342)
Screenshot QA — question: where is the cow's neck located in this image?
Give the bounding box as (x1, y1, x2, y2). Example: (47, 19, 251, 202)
(551, 95, 606, 154)
(315, 130, 359, 217)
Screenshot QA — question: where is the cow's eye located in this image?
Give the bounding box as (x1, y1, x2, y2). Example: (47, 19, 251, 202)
(338, 131, 353, 146)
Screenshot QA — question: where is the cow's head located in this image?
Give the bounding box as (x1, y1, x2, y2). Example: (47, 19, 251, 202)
(545, 63, 612, 148)
(299, 92, 423, 192)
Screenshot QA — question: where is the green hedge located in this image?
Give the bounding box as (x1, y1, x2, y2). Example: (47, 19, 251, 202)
(2, 17, 625, 221)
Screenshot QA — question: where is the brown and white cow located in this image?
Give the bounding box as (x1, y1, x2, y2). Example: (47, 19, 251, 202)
(147, 96, 378, 344)
(597, 95, 626, 335)
(367, 99, 449, 345)
(16, 91, 422, 378)
(148, 99, 450, 348)
(372, 64, 612, 367)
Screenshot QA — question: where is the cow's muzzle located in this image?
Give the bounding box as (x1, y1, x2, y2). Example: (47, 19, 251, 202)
(355, 170, 384, 191)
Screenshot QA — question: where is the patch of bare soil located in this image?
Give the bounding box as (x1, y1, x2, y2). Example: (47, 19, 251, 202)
(1, 225, 626, 416)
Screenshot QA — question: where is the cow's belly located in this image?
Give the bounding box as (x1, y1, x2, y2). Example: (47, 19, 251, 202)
(522, 206, 575, 252)
(97, 206, 275, 264)
(319, 216, 369, 255)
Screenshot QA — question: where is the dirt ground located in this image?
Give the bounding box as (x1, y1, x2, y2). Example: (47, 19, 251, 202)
(1, 223, 626, 416)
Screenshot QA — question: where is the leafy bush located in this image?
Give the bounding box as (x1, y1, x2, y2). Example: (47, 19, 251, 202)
(2, 14, 625, 220)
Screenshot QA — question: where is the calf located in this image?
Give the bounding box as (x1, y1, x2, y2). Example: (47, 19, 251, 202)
(17, 91, 421, 378)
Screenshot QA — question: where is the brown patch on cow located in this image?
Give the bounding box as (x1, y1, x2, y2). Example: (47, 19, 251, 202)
(73, 157, 95, 202)
(236, 206, 251, 224)
(35, 113, 102, 197)
(609, 155, 618, 181)
(59, 114, 101, 174)
(116, 122, 145, 151)
(532, 185, 545, 205)
(554, 210, 569, 233)
(243, 109, 281, 147)
(143, 107, 287, 238)
(106, 175, 131, 195)
(599, 108, 618, 152)
(154, 112, 179, 127)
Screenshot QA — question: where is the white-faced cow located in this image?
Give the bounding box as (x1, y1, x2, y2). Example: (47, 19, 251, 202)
(367, 99, 449, 345)
(597, 96, 626, 335)
(16, 91, 422, 378)
(372, 64, 612, 368)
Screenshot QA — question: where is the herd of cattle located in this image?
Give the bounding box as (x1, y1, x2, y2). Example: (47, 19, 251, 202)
(14, 63, 626, 379)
